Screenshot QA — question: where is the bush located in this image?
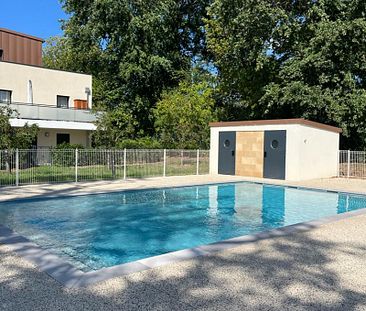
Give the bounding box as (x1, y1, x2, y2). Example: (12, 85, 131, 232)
(52, 143, 84, 150)
(51, 143, 84, 166)
(116, 137, 162, 149)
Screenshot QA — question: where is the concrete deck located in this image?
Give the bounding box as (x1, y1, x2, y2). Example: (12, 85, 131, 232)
(1, 176, 366, 310)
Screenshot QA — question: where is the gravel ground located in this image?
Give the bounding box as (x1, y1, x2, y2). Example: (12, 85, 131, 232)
(0, 176, 366, 310)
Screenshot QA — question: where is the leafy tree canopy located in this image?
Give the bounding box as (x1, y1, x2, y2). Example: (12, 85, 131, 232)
(56, 0, 212, 139)
(206, 0, 366, 148)
(154, 81, 217, 149)
(43, 36, 80, 71)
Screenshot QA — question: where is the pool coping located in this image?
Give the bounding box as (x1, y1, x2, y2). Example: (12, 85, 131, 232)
(1, 178, 366, 204)
(1, 182, 366, 288)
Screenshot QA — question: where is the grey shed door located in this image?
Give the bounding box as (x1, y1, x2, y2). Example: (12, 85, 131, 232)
(263, 130, 286, 180)
(218, 132, 236, 175)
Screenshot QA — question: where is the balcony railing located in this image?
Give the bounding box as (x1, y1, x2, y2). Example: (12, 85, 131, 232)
(0, 101, 97, 123)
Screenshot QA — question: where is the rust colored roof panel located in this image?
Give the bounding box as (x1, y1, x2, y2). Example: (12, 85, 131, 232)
(0, 28, 43, 66)
(0, 28, 44, 42)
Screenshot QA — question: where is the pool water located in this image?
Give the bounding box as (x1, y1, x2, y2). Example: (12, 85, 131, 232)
(0, 182, 365, 271)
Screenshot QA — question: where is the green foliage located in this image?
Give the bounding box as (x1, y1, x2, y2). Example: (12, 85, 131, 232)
(43, 0, 366, 150)
(52, 143, 84, 150)
(56, 0, 212, 140)
(116, 137, 162, 149)
(50, 143, 83, 167)
(154, 81, 217, 149)
(42, 36, 80, 71)
(206, 0, 366, 149)
(0, 105, 39, 150)
(91, 107, 138, 148)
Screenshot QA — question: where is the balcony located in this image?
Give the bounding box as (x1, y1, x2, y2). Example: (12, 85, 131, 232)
(0, 101, 97, 123)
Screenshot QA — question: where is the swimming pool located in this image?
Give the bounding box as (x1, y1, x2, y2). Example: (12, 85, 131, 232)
(0, 182, 365, 272)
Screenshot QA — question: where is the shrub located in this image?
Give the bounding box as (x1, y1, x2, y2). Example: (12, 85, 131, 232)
(51, 143, 84, 166)
(116, 137, 162, 149)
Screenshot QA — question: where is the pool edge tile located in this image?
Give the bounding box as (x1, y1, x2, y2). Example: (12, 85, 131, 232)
(72, 261, 151, 288)
(0, 224, 85, 288)
(1, 208, 366, 288)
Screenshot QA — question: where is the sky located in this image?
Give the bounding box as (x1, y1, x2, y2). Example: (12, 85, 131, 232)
(0, 0, 68, 41)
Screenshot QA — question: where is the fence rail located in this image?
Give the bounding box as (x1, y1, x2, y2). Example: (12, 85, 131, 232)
(0, 149, 210, 187)
(339, 150, 366, 179)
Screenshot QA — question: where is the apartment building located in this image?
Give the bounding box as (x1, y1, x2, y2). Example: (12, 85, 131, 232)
(0, 27, 96, 148)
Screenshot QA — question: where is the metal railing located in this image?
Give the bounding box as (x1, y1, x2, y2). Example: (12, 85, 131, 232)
(0, 149, 210, 187)
(339, 150, 366, 179)
(0, 102, 97, 123)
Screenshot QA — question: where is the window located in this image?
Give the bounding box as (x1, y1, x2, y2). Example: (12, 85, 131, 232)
(271, 140, 279, 149)
(0, 49, 3, 61)
(57, 95, 69, 108)
(0, 90, 11, 103)
(224, 139, 231, 148)
(56, 133, 70, 145)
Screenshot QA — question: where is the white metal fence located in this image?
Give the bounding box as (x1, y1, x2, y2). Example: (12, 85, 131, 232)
(339, 150, 366, 179)
(0, 149, 210, 187)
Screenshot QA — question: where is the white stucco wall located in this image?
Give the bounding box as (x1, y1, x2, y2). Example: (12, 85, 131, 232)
(10, 119, 96, 131)
(295, 125, 339, 180)
(37, 128, 91, 148)
(0, 61, 92, 108)
(210, 123, 340, 181)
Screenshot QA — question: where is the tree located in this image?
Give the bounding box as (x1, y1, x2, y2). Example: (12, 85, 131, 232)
(206, 0, 366, 149)
(0, 105, 39, 150)
(154, 81, 217, 149)
(55, 0, 212, 143)
(0, 105, 39, 171)
(91, 107, 138, 148)
(43, 36, 81, 72)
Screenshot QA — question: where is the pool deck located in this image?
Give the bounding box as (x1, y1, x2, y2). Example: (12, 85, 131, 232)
(1, 175, 366, 310)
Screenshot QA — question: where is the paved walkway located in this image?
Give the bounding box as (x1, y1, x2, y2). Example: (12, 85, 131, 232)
(0, 176, 366, 310)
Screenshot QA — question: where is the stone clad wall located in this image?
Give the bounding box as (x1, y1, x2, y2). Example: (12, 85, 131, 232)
(235, 131, 264, 178)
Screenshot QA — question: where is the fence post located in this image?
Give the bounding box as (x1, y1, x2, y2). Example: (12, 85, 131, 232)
(123, 148, 127, 180)
(75, 148, 78, 183)
(15, 149, 19, 186)
(163, 149, 167, 177)
(347, 150, 351, 178)
(196, 149, 200, 175)
(111, 150, 116, 179)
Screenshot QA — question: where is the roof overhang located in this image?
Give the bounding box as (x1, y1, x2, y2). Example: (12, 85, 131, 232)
(0, 27, 44, 42)
(10, 119, 96, 131)
(209, 118, 342, 134)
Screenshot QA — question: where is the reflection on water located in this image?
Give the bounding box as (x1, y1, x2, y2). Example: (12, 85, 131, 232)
(262, 186, 285, 228)
(0, 182, 365, 271)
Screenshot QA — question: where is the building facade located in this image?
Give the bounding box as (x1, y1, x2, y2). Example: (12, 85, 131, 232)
(0, 28, 96, 148)
(210, 119, 341, 181)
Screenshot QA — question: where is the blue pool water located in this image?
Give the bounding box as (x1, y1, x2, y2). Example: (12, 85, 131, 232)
(0, 182, 365, 271)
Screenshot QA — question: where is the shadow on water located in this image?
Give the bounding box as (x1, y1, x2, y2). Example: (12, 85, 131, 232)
(1, 225, 366, 311)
